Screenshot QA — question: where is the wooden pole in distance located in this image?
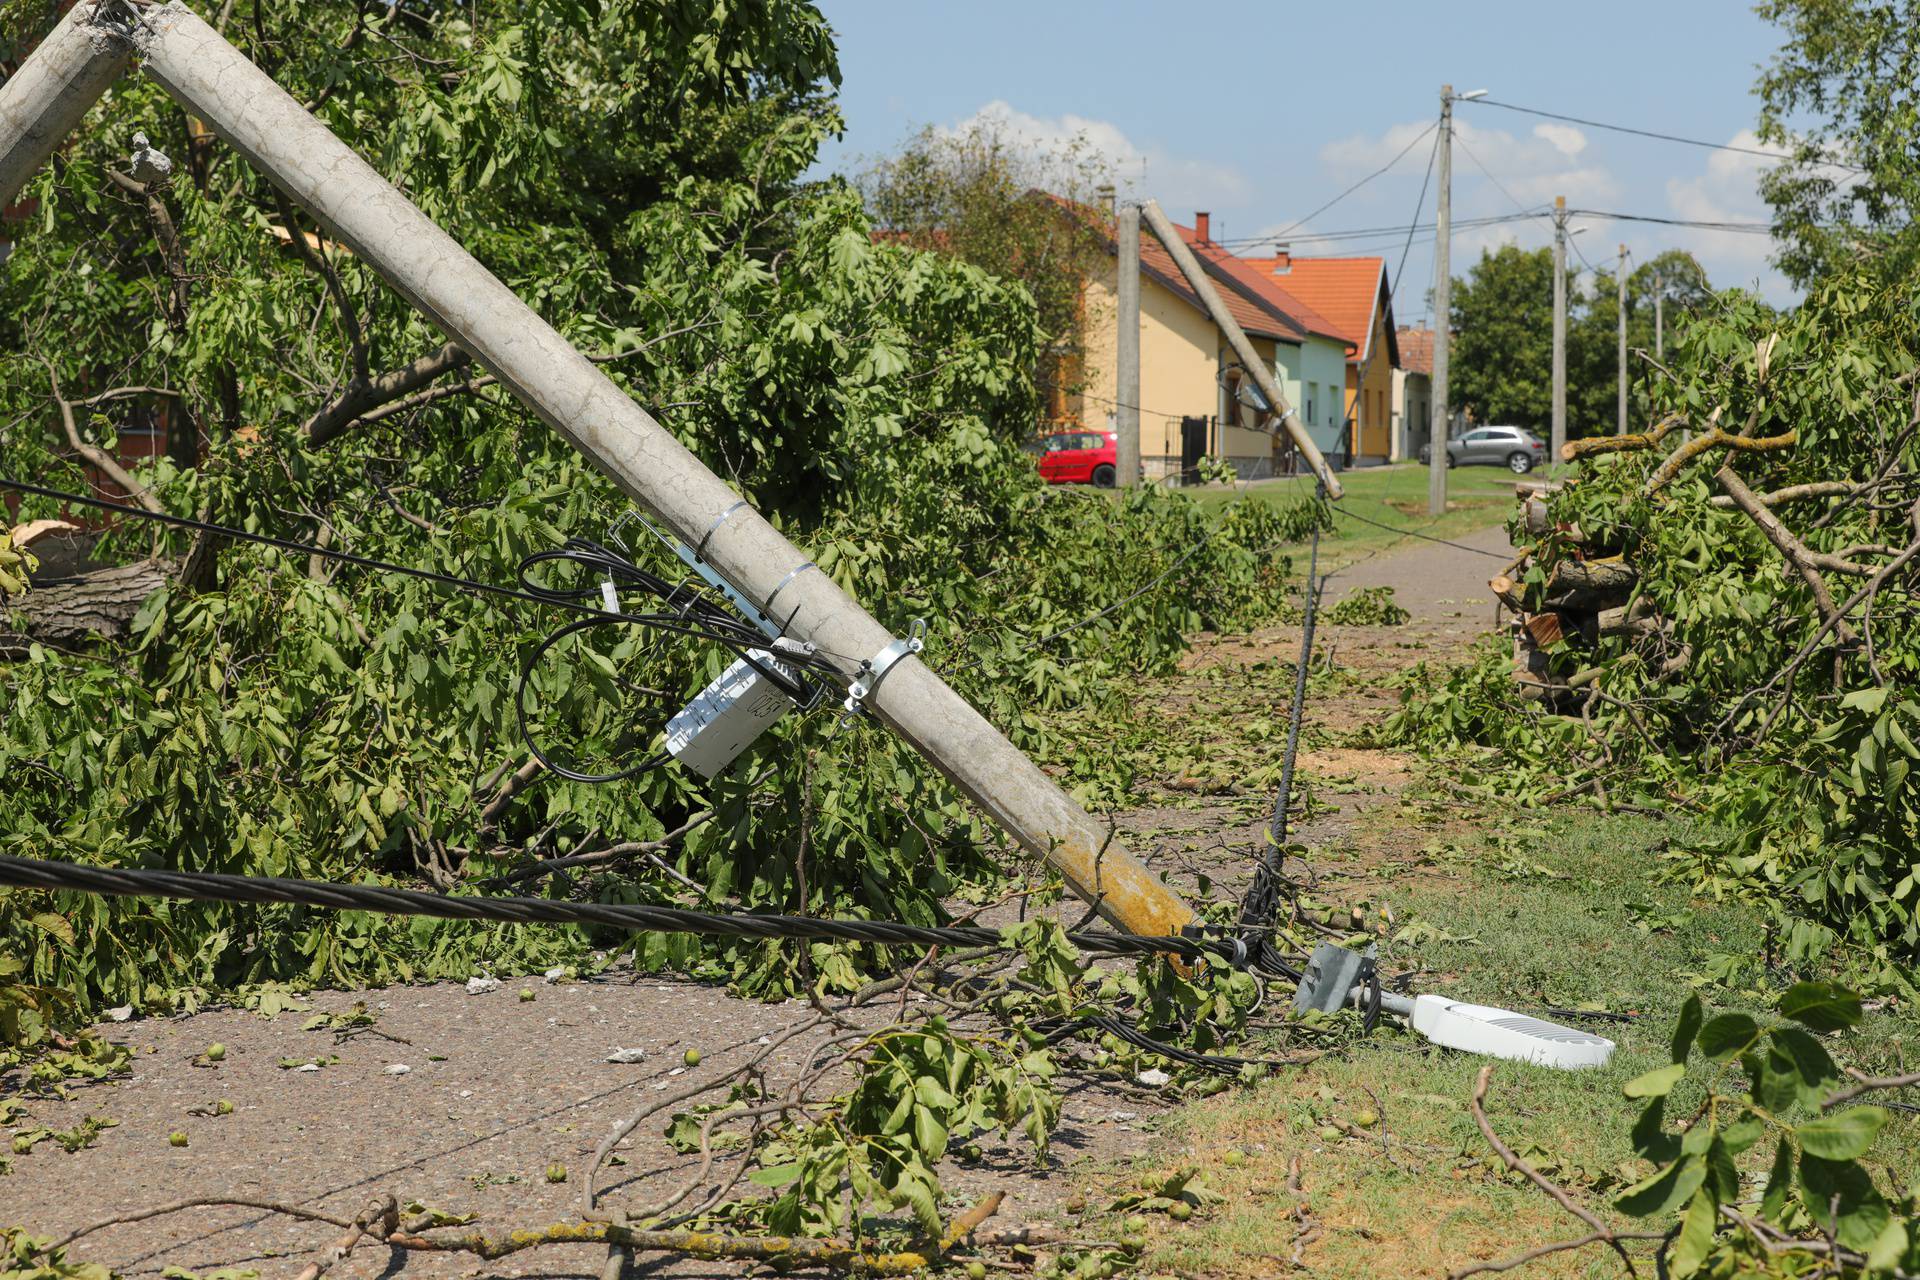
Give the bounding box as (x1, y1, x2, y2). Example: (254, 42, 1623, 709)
(1551, 196, 1568, 460)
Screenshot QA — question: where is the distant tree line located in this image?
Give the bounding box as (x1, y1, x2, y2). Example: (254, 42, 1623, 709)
(1446, 245, 1716, 440)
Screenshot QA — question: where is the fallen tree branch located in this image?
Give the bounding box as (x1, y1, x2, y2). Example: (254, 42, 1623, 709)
(486, 809, 716, 888)
(1724, 501, 1920, 741)
(46, 1197, 356, 1253)
(939, 1191, 1005, 1254)
(1823, 1067, 1920, 1111)
(45, 363, 164, 516)
(303, 340, 473, 447)
(1457, 1065, 1640, 1278)
(1561, 414, 1684, 461)
(478, 754, 544, 826)
(1451, 1228, 1666, 1278)
(307, 316, 722, 446)
(1707, 480, 1858, 510)
(291, 1196, 398, 1280)
(2, 560, 173, 652)
(1716, 464, 1857, 645)
(272, 187, 368, 388)
(389, 1220, 933, 1271)
(105, 169, 191, 334)
(1648, 426, 1798, 494)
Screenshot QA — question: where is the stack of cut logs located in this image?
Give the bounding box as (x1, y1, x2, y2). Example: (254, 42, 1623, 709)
(1490, 486, 1663, 709)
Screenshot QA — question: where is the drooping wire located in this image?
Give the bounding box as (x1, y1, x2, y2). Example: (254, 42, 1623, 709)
(1458, 96, 1860, 170)
(1235, 486, 1328, 984)
(1250, 121, 1439, 250)
(1328, 503, 1513, 559)
(511, 537, 823, 782)
(0, 852, 1233, 962)
(0, 478, 844, 784)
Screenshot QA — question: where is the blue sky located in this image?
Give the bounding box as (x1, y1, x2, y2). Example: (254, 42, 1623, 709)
(814, 1, 1799, 313)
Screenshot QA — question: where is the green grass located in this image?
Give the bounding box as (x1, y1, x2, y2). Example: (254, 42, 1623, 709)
(1198, 463, 1523, 569)
(1076, 805, 1920, 1278)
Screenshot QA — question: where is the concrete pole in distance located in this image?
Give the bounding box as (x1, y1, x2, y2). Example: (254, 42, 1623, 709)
(1616, 244, 1629, 436)
(0, 2, 131, 210)
(1551, 197, 1568, 460)
(1137, 199, 1343, 499)
(1428, 86, 1454, 517)
(1115, 201, 1141, 485)
(1654, 273, 1664, 360)
(131, 4, 1196, 941)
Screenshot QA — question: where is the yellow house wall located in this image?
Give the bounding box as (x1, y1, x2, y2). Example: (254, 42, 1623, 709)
(1341, 298, 1395, 461)
(1082, 262, 1282, 476)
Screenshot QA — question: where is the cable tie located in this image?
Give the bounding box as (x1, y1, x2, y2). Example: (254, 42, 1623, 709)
(760, 561, 818, 623)
(696, 499, 749, 561)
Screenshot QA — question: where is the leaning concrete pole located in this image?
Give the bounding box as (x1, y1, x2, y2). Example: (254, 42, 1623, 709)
(0, 2, 131, 209)
(130, 3, 1193, 939)
(1115, 202, 1141, 485)
(1138, 199, 1343, 499)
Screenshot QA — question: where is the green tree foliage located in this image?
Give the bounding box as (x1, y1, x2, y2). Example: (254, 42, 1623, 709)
(1449, 245, 1715, 439)
(1757, 0, 1920, 287)
(1448, 245, 1556, 433)
(1484, 983, 1916, 1276)
(856, 119, 1115, 421)
(1392, 265, 1920, 981)
(0, 0, 1299, 1054)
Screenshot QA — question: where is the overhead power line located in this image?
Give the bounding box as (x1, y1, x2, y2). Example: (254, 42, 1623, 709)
(1213, 210, 1540, 250)
(1459, 96, 1858, 169)
(1231, 121, 1438, 250)
(1568, 208, 1776, 235)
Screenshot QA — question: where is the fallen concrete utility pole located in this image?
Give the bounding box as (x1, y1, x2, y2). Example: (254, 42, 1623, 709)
(1137, 199, 1343, 500)
(0, 2, 132, 210)
(1, 2, 1195, 940)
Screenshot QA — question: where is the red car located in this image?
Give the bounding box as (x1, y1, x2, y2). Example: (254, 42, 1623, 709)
(1029, 429, 1118, 487)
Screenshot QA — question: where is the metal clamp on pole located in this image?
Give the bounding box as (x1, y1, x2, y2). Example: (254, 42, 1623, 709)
(842, 618, 927, 716)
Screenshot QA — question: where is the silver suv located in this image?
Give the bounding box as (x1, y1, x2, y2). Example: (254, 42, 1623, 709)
(1419, 425, 1547, 473)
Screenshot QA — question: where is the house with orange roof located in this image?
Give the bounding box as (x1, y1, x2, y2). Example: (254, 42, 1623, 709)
(1238, 252, 1400, 465)
(1393, 327, 1436, 462)
(1073, 208, 1353, 481)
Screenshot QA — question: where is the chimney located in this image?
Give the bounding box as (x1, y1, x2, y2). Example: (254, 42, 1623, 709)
(1271, 247, 1292, 274)
(1096, 183, 1116, 215)
(1194, 211, 1210, 242)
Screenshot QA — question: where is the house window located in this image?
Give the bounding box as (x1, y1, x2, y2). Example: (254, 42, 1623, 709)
(1307, 383, 1317, 425)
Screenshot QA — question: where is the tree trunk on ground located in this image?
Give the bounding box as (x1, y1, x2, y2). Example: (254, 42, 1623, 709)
(1543, 558, 1636, 610)
(2, 561, 171, 653)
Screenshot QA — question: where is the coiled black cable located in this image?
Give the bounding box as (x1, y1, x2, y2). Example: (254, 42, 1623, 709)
(511, 537, 831, 782)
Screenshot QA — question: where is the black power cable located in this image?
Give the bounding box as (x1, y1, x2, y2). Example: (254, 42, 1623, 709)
(1235, 489, 1328, 984)
(0, 852, 1234, 962)
(512, 537, 820, 782)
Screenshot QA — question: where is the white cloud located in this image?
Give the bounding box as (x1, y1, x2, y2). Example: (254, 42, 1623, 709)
(1532, 123, 1587, 158)
(1662, 130, 1789, 297)
(1321, 117, 1617, 212)
(939, 100, 1250, 209)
